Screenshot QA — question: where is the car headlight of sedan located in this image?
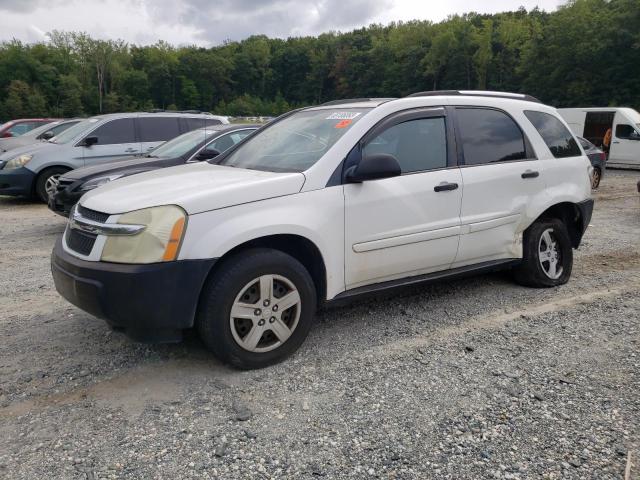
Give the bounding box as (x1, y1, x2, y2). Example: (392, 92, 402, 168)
(101, 205, 187, 264)
(4, 154, 33, 170)
(80, 174, 125, 191)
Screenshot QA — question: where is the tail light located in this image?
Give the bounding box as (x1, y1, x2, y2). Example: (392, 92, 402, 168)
(600, 152, 606, 162)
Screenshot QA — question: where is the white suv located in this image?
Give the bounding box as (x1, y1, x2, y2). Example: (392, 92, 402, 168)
(52, 91, 594, 369)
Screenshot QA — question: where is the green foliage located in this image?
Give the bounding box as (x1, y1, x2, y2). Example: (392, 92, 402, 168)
(0, 0, 638, 120)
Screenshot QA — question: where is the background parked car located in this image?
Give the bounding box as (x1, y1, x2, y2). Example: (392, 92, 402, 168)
(0, 112, 228, 202)
(577, 136, 606, 189)
(49, 124, 258, 216)
(0, 118, 60, 138)
(0, 119, 81, 154)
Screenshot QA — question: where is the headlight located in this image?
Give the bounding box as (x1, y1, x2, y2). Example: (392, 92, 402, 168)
(101, 205, 187, 264)
(4, 154, 33, 170)
(80, 174, 124, 191)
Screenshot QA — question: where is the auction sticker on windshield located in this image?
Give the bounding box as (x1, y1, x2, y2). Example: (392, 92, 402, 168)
(326, 112, 361, 120)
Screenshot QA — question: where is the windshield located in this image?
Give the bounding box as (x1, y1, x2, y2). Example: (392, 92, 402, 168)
(150, 129, 218, 158)
(218, 108, 371, 172)
(51, 118, 100, 144)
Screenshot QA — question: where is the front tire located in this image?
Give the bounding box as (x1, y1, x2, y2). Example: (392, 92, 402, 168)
(34, 167, 69, 203)
(513, 218, 573, 288)
(196, 248, 317, 369)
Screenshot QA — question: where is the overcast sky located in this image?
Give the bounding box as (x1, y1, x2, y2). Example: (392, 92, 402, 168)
(0, 0, 565, 46)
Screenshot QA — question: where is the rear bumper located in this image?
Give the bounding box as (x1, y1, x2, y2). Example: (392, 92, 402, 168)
(51, 238, 216, 342)
(576, 199, 594, 246)
(0, 166, 35, 196)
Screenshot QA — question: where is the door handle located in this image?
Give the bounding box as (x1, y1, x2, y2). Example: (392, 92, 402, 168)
(612, 141, 620, 144)
(434, 182, 459, 192)
(124, 148, 137, 153)
(521, 170, 539, 179)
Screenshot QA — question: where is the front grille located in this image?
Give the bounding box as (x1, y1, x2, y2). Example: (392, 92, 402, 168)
(66, 229, 97, 256)
(77, 205, 110, 223)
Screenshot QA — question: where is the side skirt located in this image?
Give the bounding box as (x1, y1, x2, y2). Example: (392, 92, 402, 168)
(326, 259, 521, 307)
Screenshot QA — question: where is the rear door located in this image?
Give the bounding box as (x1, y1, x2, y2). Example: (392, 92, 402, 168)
(80, 117, 139, 166)
(610, 113, 640, 167)
(138, 117, 182, 155)
(453, 107, 543, 267)
(344, 108, 463, 288)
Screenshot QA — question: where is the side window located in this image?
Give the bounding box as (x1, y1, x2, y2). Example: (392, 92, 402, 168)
(138, 117, 181, 142)
(524, 110, 581, 158)
(8, 123, 31, 136)
(204, 131, 252, 154)
(89, 118, 136, 145)
(456, 108, 527, 165)
(615, 124, 638, 139)
(185, 118, 222, 132)
(362, 117, 447, 174)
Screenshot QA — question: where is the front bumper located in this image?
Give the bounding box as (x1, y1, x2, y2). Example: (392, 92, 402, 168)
(0, 166, 35, 196)
(51, 238, 216, 342)
(49, 187, 82, 217)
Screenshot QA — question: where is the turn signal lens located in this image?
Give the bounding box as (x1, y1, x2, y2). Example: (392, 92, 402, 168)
(162, 216, 186, 261)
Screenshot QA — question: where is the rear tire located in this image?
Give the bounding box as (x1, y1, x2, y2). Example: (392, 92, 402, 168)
(513, 218, 573, 288)
(34, 167, 69, 203)
(591, 167, 601, 189)
(196, 248, 317, 369)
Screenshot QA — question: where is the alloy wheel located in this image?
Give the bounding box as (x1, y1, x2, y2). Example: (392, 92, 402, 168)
(229, 274, 301, 353)
(538, 228, 563, 280)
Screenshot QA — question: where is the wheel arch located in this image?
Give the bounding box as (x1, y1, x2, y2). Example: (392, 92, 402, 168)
(535, 201, 589, 249)
(200, 233, 328, 307)
(33, 165, 72, 197)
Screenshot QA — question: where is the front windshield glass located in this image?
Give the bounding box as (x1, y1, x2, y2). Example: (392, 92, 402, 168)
(51, 118, 99, 144)
(150, 129, 218, 158)
(218, 108, 371, 172)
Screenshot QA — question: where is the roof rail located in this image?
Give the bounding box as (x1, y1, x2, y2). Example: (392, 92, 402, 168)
(406, 90, 542, 104)
(321, 98, 396, 106)
(143, 109, 213, 115)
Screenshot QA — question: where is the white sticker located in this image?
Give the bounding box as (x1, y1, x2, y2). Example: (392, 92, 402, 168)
(326, 112, 361, 120)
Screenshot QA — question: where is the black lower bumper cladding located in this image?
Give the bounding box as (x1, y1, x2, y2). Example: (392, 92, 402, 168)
(51, 238, 216, 343)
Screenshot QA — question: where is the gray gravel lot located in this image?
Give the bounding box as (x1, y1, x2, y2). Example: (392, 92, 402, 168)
(0, 171, 639, 479)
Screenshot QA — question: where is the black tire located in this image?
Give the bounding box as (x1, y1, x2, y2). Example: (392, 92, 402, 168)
(512, 218, 573, 288)
(591, 167, 601, 189)
(196, 248, 317, 369)
(34, 166, 69, 203)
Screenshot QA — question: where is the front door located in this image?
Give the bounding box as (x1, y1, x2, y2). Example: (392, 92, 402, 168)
(610, 113, 640, 167)
(80, 117, 140, 166)
(344, 108, 462, 289)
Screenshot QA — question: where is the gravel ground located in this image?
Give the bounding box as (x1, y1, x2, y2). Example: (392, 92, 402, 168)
(0, 170, 639, 479)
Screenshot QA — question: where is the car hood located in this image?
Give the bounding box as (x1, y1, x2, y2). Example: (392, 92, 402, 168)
(63, 155, 177, 181)
(0, 141, 55, 162)
(80, 162, 306, 215)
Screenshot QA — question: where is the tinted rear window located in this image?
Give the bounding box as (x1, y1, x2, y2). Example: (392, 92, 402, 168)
(185, 118, 222, 132)
(456, 108, 527, 165)
(138, 117, 181, 142)
(525, 110, 581, 158)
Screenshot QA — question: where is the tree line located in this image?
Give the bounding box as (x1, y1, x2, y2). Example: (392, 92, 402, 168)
(0, 0, 638, 120)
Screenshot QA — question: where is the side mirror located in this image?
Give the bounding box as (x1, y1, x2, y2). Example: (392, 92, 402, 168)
(196, 149, 220, 161)
(346, 153, 402, 183)
(40, 130, 54, 140)
(81, 136, 98, 147)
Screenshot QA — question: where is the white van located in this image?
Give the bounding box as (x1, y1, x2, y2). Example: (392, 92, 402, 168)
(558, 107, 640, 168)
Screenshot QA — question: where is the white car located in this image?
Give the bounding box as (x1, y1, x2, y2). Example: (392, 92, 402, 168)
(52, 91, 594, 369)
